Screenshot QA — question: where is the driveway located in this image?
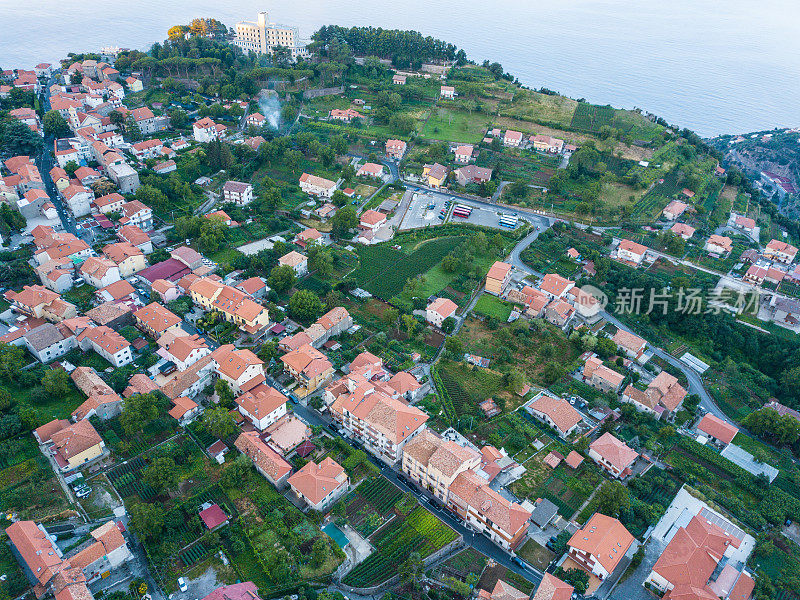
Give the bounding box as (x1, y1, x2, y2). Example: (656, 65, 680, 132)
(608, 538, 664, 600)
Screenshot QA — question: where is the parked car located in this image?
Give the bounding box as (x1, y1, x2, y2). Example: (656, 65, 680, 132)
(178, 578, 187, 592)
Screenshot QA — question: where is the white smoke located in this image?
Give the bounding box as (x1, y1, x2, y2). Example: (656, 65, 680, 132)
(257, 92, 281, 130)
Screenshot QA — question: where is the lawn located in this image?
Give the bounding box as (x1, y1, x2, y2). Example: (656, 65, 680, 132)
(419, 107, 491, 144)
(499, 89, 578, 129)
(473, 294, 513, 320)
(516, 539, 555, 570)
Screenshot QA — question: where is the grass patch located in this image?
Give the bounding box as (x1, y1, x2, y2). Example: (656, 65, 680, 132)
(473, 294, 513, 320)
(419, 107, 491, 144)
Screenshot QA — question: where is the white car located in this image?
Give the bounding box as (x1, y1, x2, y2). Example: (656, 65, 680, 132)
(178, 578, 187, 592)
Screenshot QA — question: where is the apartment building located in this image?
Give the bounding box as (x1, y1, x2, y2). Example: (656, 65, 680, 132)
(188, 277, 270, 334)
(212, 345, 265, 394)
(7, 285, 77, 322)
(134, 302, 182, 338)
(401, 429, 481, 502)
(281, 343, 333, 396)
(103, 242, 147, 277)
(485, 261, 512, 296)
(299, 172, 337, 197)
(328, 372, 429, 463)
(222, 180, 254, 205)
(232, 12, 308, 60)
(79, 256, 121, 289)
(764, 239, 798, 264)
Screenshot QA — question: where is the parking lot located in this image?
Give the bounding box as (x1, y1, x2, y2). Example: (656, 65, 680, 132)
(399, 191, 449, 230)
(448, 201, 523, 230)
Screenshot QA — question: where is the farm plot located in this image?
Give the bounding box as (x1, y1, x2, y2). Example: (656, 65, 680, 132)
(630, 168, 683, 222)
(570, 103, 615, 133)
(433, 359, 507, 422)
(435, 547, 488, 581)
(352, 237, 464, 299)
(107, 457, 156, 500)
(344, 477, 403, 537)
(342, 506, 458, 588)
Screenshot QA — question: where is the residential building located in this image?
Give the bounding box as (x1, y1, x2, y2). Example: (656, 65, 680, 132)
(232, 11, 308, 60)
(426, 297, 458, 327)
(401, 429, 481, 503)
(107, 163, 140, 194)
(236, 385, 288, 430)
(188, 277, 271, 334)
(503, 130, 523, 147)
(697, 414, 739, 448)
(645, 514, 752, 600)
(193, 117, 219, 142)
(235, 431, 293, 488)
(61, 184, 93, 217)
(531, 135, 564, 154)
(38, 419, 105, 471)
(662, 200, 688, 221)
(485, 261, 512, 295)
(299, 173, 337, 197)
(134, 302, 182, 338)
(23, 323, 75, 363)
(589, 432, 638, 478)
(295, 228, 323, 249)
(613, 330, 647, 361)
(454, 145, 473, 164)
(72, 393, 122, 421)
(278, 250, 308, 276)
(539, 273, 575, 299)
(35, 258, 74, 294)
(392, 74, 406, 85)
(705, 235, 733, 256)
(8, 285, 77, 322)
(481, 580, 530, 600)
(583, 356, 625, 393)
(422, 163, 448, 188)
(79, 257, 120, 289)
(329, 372, 429, 463)
(764, 239, 798, 264)
(567, 513, 634, 580)
(440, 85, 455, 99)
(103, 242, 147, 277)
(329, 108, 363, 123)
(617, 239, 648, 264)
(119, 200, 153, 230)
(246, 112, 266, 128)
(159, 333, 210, 371)
(359, 209, 387, 231)
(169, 396, 201, 425)
(525, 392, 583, 438)
(455, 165, 493, 186)
(288, 457, 349, 511)
(281, 343, 334, 395)
(357, 162, 384, 178)
(94, 192, 126, 214)
(385, 139, 407, 159)
(545, 300, 575, 328)
(729, 214, 756, 236)
(671, 222, 696, 240)
(117, 224, 153, 254)
(447, 469, 531, 550)
(279, 306, 352, 351)
(531, 573, 573, 600)
(77, 326, 133, 367)
(213, 345, 265, 394)
(222, 180, 254, 205)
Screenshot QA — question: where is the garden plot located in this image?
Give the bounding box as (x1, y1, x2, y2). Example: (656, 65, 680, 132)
(343, 477, 404, 537)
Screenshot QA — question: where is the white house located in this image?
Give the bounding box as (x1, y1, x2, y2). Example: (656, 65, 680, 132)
(426, 297, 458, 328)
(222, 180, 254, 205)
(299, 173, 337, 198)
(236, 386, 288, 430)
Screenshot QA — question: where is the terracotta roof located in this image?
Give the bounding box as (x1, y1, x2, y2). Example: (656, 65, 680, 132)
(236, 385, 287, 419)
(619, 239, 648, 256)
(647, 371, 687, 412)
(486, 261, 512, 281)
(279, 250, 307, 268)
(123, 373, 158, 398)
(134, 302, 181, 334)
(213, 345, 263, 380)
(403, 429, 480, 477)
(652, 514, 741, 591)
(590, 432, 638, 472)
(489, 580, 529, 600)
(540, 273, 574, 297)
(428, 297, 458, 319)
(449, 471, 530, 537)
(584, 356, 625, 388)
(565, 451, 584, 469)
(299, 172, 336, 190)
(288, 457, 346, 505)
(5, 521, 62, 585)
(612, 329, 646, 353)
(568, 512, 634, 575)
(527, 394, 582, 435)
(532, 573, 573, 600)
(235, 431, 292, 481)
(201, 583, 262, 600)
(697, 414, 739, 445)
(70, 366, 114, 397)
(199, 503, 228, 529)
(388, 371, 421, 395)
(97, 279, 135, 300)
(50, 419, 103, 459)
(360, 209, 385, 226)
(169, 396, 198, 420)
(72, 393, 122, 421)
(85, 302, 131, 326)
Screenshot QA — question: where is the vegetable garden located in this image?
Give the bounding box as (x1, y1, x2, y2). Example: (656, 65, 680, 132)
(570, 103, 615, 133)
(342, 506, 458, 587)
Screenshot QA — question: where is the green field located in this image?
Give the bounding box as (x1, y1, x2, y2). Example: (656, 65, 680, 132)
(351, 236, 464, 299)
(570, 103, 616, 133)
(473, 294, 513, 320)
(419, 107, 491, 144)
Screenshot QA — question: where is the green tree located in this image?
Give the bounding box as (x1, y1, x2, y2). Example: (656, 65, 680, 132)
(268, 264, 297, 292)
(41, 368, 70, 397)
(214, 380, 234, 407)
(398, 551, 423, 588)
(0, 120, 43, 155)
(143, 456, 179, 492)
(330, 205, 358, 238)
(43, 110, 71, 138)
(64, 160, 79, 177)
(288, 289, 324, 323)
(203, 405, 237, 439)
(120, 392, 162, 436)
(0, 343, 27, 383)
(554, 567, 589, 594)
(594, 481, 630, 518)
(125, 115, 143, 141)
(129, 502, 164, 541)
(444, 337, 464, 358)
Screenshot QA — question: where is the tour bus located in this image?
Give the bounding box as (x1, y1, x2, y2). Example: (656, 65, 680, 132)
(499, 214, 519, 228)
(452, 204, 472, 218)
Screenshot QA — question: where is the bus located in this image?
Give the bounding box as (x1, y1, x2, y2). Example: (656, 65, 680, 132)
(452, 204, 472, 218)
(499, 214, 519, 228)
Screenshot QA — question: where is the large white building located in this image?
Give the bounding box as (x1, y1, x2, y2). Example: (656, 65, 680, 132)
(232, 12, 309, 60)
